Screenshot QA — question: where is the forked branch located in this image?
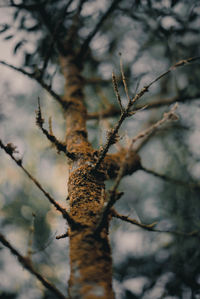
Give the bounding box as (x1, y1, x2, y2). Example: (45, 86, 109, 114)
(93, 57, 200, 171)
(94, 104, 179, 233)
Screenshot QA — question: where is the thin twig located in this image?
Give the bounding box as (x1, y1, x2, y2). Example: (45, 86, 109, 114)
(64, 0, 88, 48)
(93, 110, 128, 171)
(87, 92, 200, 120)
(87, 105, 120, 120)
(112, 210, 199, 237)
(78, 0, 123, 59)
(40, 1, 73, 78)
(112, 72, 124, 112)
(131, 56, 200, 105)
(35, 98, 75, 159)
(26, 213, 36, 261)
(120, 58, 131, 103)
(0, 60, 64, 107)
(0, 233, 67, 299)
(116, 104, 178, 187)
(93, 57, 200, 171)
(94, 104, 179, 233)
(56, 231, 69, 240)
(0, 139, 76, 227)
(141, 165, 200, 190)
(132, 103, 178, 144)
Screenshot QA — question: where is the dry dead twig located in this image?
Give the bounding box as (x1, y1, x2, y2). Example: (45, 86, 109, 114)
(93, 57, 200, 172)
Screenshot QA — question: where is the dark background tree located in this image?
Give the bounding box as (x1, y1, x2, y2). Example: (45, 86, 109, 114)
(0, 0, 200, 298)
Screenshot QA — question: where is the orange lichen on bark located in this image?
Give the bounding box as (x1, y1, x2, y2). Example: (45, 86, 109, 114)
(68, 229, 114, 299)
(68, 164, 105, 226)
(104, 148, 141, 179)
(67, 155, 114, 298)
(60, 53, 115, 298)
(60, 55, 92, 155)
(60, 53, 141, 298)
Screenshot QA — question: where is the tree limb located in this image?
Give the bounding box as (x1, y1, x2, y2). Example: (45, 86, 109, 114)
(104, 149, 141, 180)
(87, 93, 200, 120)
(40, 1, 72, 78)
(0, 139, 77, 227)
(78, 0, 123, 59)
(0, 232, 67, 299)
(35, 99, 75, 160)
(112, 210, 199, 237)
(141, 165, 200, 190)
(94, 103, 180, 234)
(0, 60, 65, 107)
(93, 57, 200, 171)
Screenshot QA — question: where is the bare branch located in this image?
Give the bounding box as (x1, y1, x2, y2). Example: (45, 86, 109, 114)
(13, 2, 66, 55)
(141, 166, 200, 190)
(104, 149, 141, 180)
(40, 1, 72, 78)
(94, 104, 179, 233)
(134, 56, 200, 99)
(149, 94, 200, 109)
(112, 210, 199, 237)
(93, 110, 128, 171)
(63, 0, 88, 49)
(87, 105, 120, 120)
(87, 93, 200, 120)
(56, 231, 69, 240)
(116, 104, 178, 186)
(0, 233, 67, 299)
(131, 103, 179, 145)
(0, 139, 76, 227)
(78, 0, 123, 59)
(0, 60, 65, 107)
(93, 56, 199, 171)
(35, 99, 75, 160)
(112, 209, 157, 230)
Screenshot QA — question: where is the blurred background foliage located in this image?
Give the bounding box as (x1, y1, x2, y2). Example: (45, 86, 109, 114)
(0, 0, 200, 298)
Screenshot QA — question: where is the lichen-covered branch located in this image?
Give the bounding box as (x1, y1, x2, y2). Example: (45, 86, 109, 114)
(35, 99, 75, 159)
(59, 50, 115, 297)
(104, 149, 141, 180)
(60, 55, 93, 155)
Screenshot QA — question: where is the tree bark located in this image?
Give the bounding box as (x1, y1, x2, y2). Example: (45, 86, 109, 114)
(60, 54, 140, 299)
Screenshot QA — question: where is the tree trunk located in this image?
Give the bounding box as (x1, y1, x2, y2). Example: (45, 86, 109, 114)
(60, 54, 140, 299)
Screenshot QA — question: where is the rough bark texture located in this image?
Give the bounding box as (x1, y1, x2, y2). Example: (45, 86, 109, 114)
(68, 167, 114, 299)
(60, 54, 140, 298)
